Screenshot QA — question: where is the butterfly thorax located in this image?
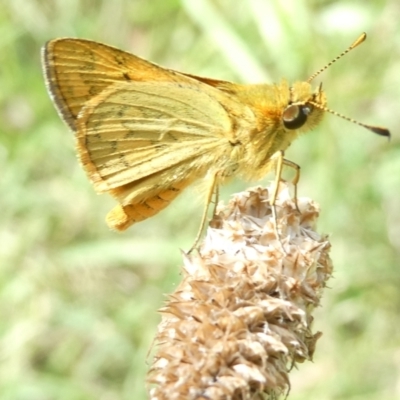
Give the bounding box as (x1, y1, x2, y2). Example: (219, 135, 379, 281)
(224, 79, 326, 180)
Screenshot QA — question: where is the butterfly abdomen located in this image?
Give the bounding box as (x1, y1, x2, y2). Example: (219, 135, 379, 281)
(106, 185, 185, 230)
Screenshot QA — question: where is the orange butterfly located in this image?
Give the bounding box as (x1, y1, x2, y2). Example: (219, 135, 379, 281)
(42, 33, 389, 243)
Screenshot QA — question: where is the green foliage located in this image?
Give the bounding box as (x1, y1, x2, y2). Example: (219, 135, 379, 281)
(1, 0, 399, 399)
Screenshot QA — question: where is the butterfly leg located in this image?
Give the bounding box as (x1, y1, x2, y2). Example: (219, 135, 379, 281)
(212, 183, 220, 217)
(270, 152, 301, 251)
(282, 158, 301, 212)
(270, 151, 285, 249)
(270, 152, 301, 209)
(187, 171, 219, 254)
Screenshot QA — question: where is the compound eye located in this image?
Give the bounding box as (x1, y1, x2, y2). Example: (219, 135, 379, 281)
(282, 104, 312, 130)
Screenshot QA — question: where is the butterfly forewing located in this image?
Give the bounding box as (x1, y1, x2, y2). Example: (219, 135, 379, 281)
(42, 39, 200, 130)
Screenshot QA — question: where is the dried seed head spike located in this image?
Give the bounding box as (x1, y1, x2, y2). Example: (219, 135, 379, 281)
(147, 182, 333, 399)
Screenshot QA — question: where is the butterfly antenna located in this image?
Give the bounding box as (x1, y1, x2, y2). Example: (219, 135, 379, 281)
(309, 101, 390, 138)
(307, 32, 367, 83)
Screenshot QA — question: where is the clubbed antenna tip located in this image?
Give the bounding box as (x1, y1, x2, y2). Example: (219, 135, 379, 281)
(368, 125, 391, 138)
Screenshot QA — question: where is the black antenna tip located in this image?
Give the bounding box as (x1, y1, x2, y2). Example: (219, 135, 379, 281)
(368, 125, 391, 139)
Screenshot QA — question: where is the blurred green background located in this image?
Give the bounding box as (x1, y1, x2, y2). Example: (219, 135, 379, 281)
(1, 0, 399, 399)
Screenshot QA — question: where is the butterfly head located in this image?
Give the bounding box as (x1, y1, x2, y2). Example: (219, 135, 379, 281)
(281, 81, 326, 134)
